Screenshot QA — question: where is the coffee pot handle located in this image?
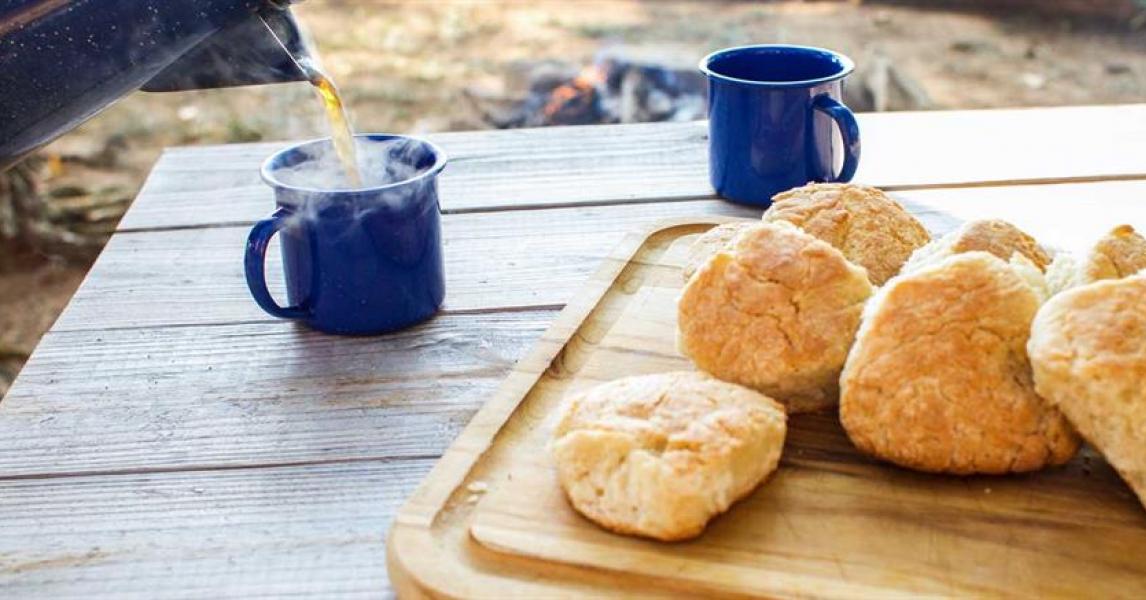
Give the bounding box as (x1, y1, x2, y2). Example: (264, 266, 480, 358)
(812, 95, 861, 183)
(245, 209, 310, 320)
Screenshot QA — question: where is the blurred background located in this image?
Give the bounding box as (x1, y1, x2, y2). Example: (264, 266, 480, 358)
(2, 0, 1145, 396)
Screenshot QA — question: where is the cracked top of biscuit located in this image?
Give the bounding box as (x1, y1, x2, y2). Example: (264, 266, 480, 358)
(549, 371, 787, 541)
(1089, 224, 1146, 279)
(678, 222, 874, 412)
(904, 219, 1051, 275)
(841, 251, 1079, 475)
(763, 183, 931, 285)
(553, 371, 785, 467)
(1047, 224, 1146, 294)
(682, 222, 753, 283)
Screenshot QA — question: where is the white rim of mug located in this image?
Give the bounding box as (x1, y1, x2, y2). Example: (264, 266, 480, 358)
(260, 133, 449, 194)
(698, 44, 856, 88)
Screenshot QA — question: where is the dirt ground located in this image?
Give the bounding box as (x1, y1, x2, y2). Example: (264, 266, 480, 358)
(2, 0, 1145, 395)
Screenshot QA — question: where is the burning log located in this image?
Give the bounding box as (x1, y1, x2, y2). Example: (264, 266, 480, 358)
(467, 55, 707, 129)
(470, 50, 935, 127)
(542, 64, 607, 126)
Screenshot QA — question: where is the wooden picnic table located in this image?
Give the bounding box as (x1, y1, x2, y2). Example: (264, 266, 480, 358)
(2, 104, 1146, 597)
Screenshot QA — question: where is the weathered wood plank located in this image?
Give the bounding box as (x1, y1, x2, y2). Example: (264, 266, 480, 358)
(0, 459, 430, 598)
(0, 312, 552, 478)
(8, 180, 1145, 478)
(54, 200, 756, 332)
(6, 109, 1146, 597)
(54, 180, 1146, 332)
(117, 105, 1146, 231)
(891, 180, 1146, 252)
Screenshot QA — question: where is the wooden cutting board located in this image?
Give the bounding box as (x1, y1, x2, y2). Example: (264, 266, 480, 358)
(387, 217, 1146, 598)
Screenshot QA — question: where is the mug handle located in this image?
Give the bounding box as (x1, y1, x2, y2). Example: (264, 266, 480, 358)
(812, 94, 861, 183)
(244, 209, 309, 320)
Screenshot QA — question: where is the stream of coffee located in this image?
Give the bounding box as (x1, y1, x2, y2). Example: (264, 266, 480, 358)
(261, 16, 363, 187)
(309, 68, 362, 187)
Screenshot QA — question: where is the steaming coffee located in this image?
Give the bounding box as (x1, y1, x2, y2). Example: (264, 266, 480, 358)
(278, 39, 362, 186)
(275, 137, 427, 189)
(259, 11, 365, 185)
(245, 28, 448, 334)
(246, 134, 448, 335)
(309, 68, 362, 186)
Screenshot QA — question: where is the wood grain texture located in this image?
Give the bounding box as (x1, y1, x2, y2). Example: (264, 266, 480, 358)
(890, 180, 1146, 252)
(54, 180, 1146, 333)
(0, 311, 552, 478)
(11, 180, 1145, 480)
(7, 109, 1146, 597)
(389, 218, 1146, 598)
(0, 459, 431, 598)
(118, 105, 1146, 231)
(52, 200, 756, 332)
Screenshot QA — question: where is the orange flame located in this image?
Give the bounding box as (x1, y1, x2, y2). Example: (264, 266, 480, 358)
(543, 63, 607, 119)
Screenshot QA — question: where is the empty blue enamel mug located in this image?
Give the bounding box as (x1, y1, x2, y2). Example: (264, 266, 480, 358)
(245, 134, 447, 335)
(701, 44, 860, 206)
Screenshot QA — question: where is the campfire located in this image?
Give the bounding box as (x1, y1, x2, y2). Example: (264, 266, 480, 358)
(464, 50, 936, 128)
(467, 55, 708, 128)
(542, 64, 609, 125)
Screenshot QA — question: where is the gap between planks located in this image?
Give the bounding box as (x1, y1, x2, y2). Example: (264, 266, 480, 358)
(45, 303, 569, 336)
(0, 452, 440, 483)
(0, 457, 431, 597)
(12, 181, 1146, 483)
(115, 173, 1146, 235)
(117, 105, 1146, 231)
(53, 180, 1146, 335)
(1, 309, 561, 479)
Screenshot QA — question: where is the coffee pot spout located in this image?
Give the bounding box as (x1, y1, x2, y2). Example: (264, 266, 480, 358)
(0, 0, 312, 171)
(142, 8, 310, 92)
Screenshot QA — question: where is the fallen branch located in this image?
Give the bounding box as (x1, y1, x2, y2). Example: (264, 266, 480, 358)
(1, 156, 122, 264)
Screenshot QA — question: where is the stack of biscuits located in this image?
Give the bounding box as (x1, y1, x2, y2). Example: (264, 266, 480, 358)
(551, 182, 1146, 542)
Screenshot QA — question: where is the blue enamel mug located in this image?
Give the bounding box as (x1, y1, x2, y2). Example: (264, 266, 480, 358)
(700, 44, 860, 206)
(245, 134, 447, 335)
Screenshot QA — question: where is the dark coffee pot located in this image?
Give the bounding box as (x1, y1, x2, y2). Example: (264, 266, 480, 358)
(0, 0, 313, 171)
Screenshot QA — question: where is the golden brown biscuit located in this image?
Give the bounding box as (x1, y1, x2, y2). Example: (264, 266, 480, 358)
(1089, 224, 1146, 278)
(840, 252, 1079, 474)
(903, 219, 1051, 274)
(678, 222, 874, 412)
(763, 183, 931, 285)
(1046, 225, 1146, 295)
(682, 222, 752, 282)
(1028, 275, 1146, 509)
(550, 371, 787, 541)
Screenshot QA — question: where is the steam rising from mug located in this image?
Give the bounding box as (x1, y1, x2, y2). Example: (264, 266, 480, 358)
(275, 137, 428, 190)
(247, 133, 448, 335)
